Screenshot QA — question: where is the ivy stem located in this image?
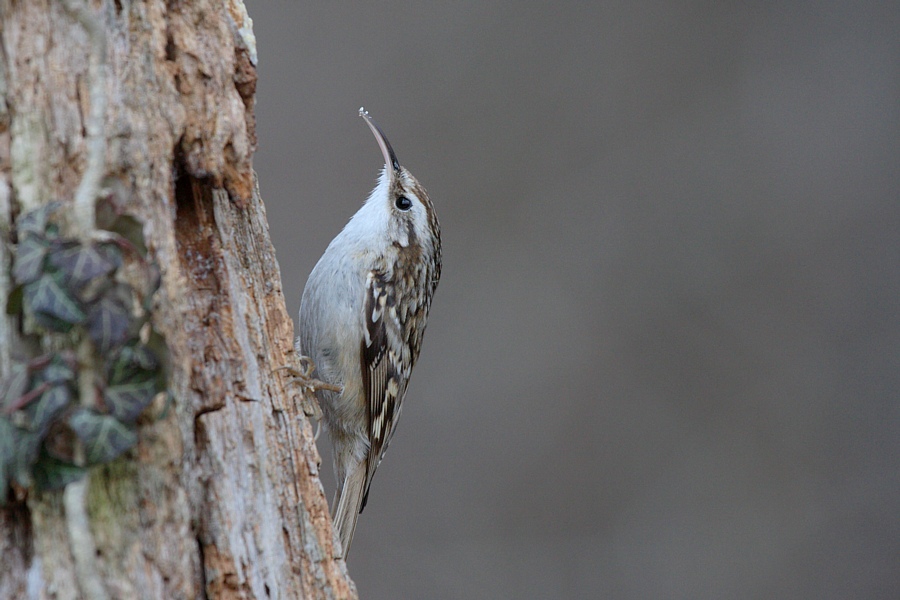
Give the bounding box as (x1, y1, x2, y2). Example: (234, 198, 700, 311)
(60, 0, 108, 238)
(57, 0, 110, 595)
(63, 478, 110, 600)
(62, 337, 110, 600)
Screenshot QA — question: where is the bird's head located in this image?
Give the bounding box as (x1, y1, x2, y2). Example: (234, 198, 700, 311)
(358, 108, 440, 258)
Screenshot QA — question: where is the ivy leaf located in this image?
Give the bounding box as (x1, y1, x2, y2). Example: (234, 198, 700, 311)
(26, 385, 71, 435)
(41, 361, 75, 385)
(95, 242, 124, 271)
(24, 273, 86, 330)
(68, 409, 137, 465)
(1, 364, 30, 412)
(0, 417, 18, 498)
(32, 453, 86, 490)
(103, 214, 147, 256)
(6, 285, 24, 316)
(16, 202, 60, 236)
(105, 379, 158, 424)
(140, 263, 162, 313)
(107, 344, 159, 386)
(7, 426, 43, 487)
(131, 345, 159, 371)
(87, 295, 133, 352)
(49, 243, 117, 290)
(32, 350, 75, 385)
(13, 234, 49, 285)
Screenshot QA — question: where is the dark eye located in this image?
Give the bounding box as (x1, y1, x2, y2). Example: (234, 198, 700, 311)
(395, 196, 413, 211)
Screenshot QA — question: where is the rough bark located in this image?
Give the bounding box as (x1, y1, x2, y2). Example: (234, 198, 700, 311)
(0, 1, 355, 598)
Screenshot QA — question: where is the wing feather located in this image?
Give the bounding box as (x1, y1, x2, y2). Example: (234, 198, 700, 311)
(360, 270, 409, 510)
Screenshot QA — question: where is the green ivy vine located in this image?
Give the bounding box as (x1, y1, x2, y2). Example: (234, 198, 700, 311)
(0, 203, 166, 498)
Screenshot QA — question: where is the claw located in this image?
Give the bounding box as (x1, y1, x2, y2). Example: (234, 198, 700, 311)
(276, 354, 342, 422)
(276, 363, 342, 395)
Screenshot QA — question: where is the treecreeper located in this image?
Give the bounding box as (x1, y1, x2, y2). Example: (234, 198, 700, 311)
(289, 109, 441, 558)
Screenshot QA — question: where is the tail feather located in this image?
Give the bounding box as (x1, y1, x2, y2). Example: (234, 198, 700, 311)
(332, 462, 367, 558)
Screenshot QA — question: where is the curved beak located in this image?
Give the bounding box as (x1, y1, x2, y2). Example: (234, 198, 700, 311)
(359, 107, 400, 173)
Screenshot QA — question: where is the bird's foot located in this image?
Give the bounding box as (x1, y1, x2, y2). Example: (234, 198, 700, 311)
(277, 354, 341, 430)
(280, 354, 342, 393)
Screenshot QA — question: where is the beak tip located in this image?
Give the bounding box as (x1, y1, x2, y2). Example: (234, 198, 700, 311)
(359, 107, 401, 173)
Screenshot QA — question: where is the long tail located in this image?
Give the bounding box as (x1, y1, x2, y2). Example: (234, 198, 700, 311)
(332, 461, 367, 558)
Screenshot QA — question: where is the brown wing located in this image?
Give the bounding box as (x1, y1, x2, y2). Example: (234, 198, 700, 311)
(360, 270, 410, 511)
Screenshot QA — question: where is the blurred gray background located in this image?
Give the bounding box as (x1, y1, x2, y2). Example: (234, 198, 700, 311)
(250, 2, 899, 598)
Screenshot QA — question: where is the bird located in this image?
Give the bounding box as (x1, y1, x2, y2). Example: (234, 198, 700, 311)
(294, 108, 441, 558)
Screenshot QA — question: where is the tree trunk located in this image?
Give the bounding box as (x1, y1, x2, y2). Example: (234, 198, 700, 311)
(0, 1, 355, 598)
